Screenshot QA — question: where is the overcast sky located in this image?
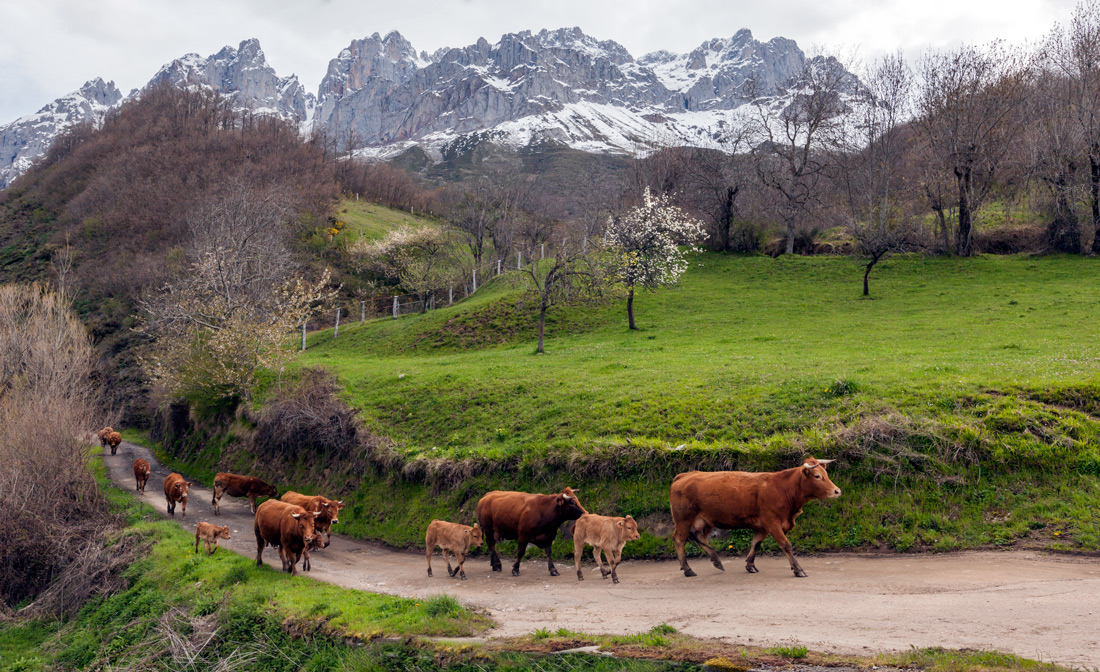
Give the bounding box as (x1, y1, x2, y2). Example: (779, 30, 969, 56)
(0, 0, 1077, 122)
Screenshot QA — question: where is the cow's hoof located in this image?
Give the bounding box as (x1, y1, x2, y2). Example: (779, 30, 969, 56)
(512, 568, 520, 577)
(712, 559, 724, 571)
(746, 565, 758, 573)
(612, 577, 620, 584)
(577, 574, 584, 581)
(427, 569, 433, 577)
(460, 574, 467, 581)
(794, 569, 808, 578)
(548, 568, 559, 577)
(683, 568, 696, 577)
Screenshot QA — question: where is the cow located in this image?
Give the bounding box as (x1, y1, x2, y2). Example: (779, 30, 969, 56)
(212, 472, 277, 515)
(476, 487, 586, 577)
(572, 514, 640, 584)
(106, 431, 122, 455)
(133, 458, 151, 493)
(163, 473, 193, 518)
(194, 521, 231, 556)
(254, 499, 320, 575)
(279, 491, 345, 547)
(670, 457, 841, 578)
(98, 427, 113, 448)
(425, 520, 484, 580)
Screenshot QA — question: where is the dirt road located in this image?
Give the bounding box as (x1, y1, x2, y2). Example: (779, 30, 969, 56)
(103, 442, 1100, 668)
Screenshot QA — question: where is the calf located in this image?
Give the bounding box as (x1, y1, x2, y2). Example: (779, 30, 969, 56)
(280, 491, 345, 547)
(106, 431, 122, 455)
(425, 520, 484, 580)
(163, 473, 192, 518)
(254, 499, 320, 575)
(133, 458, 150, 493)
(194, 522, 231, 556)
(212, 472, 277, 515)
(302, 532, 325, 572)
(477, 487, 586, 577)
(670, 457, 841, 578)
(572, 514, 640, 584)
(98, 427, 113, 448)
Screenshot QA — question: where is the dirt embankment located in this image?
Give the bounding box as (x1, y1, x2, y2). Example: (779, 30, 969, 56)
(103, 442, 1100, 668)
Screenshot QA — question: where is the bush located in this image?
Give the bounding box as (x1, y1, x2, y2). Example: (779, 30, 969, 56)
(974, 226, 1043, 254)
(254, 368, 369, 463)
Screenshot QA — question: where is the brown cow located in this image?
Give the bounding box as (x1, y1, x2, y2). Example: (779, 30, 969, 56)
(163, 473, 192, 518)
(425, 520, 484, 580)
(477, 487, 586, 577)
(133, 458, 150, 493)
(194, 522, 231, 555)
(572, 514, 640, 584)
(279, 491, 345, 547)
(670, 457, 841, 578)
(98, 427, 113, 448)
(212, 472, 277, 515)
(106, 431, 122, 455)
(254, 499, 320, 575)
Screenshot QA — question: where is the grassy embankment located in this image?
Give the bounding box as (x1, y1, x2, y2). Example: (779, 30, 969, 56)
(293, 253, 1100, 558)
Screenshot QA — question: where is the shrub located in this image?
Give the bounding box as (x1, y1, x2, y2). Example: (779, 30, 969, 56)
(254, 368, 369, 463)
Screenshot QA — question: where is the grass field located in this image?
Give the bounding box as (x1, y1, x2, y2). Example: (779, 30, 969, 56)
(335, 198, 436, 242)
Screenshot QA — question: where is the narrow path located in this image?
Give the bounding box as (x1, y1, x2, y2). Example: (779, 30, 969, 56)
(103, 441, 1100, 668)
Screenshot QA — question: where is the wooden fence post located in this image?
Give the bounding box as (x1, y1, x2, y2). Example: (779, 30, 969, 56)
(541, 243, 545, 259)
(393, 296, 399, 319)
(449, 283, 453, 305)
(334, 308, 341, 338)
(472, 268, 477, 293)
(301, 321, 306, 351)
(360, 300, 365, 324)
(497, 259, 501, 276)
(517, 252, 522, 269)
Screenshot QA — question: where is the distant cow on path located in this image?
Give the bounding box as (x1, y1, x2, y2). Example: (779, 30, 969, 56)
(212, 472, 277, 515)
(163, 473, 192, 518)
(132, 458, 150, 493)
(670, 457, 841, 578)
(279, 491, 344, 547)
(98, 427, 113, 448)
(254, 499, 320, 575)
(425, 520, 484, 580)
(106, 431, 122, 455)
(572, 513, 640, 584)
(477, 487, 586, 577)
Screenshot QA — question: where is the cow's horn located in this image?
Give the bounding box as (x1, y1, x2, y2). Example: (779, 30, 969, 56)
(802, 461, 816, 469)
(562, 493, 573, 500)
(817, 459, 835, 465)
(291, 513, 301, 519)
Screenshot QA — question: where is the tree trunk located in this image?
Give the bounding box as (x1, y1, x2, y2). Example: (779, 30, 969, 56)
(1047, 175, 1082, 254)
(720, 186, 736, 252)
(955, 168, 974, 257)
(537, 305, 546, 354)
(1091, 154, 1100, 255)
(627, 286, 637, 330)
(785, 219, 795, 255)
(863, 261, 874, 296)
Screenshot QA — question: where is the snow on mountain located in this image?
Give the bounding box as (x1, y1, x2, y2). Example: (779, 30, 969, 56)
(0, 78, 121, 188)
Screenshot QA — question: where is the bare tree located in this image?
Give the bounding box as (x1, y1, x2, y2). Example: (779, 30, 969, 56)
(1044, 0, 1100, 252)
(751, 53, 855, 255)
(683, 133, 756, 252)
(516, 226, 610, 354)
(916, 42, 1031, 256)
(444, 180, 502, 272)
(839, 52, 922, 294)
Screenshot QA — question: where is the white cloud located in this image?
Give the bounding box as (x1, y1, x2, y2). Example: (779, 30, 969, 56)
(0, 0, 1079, 121)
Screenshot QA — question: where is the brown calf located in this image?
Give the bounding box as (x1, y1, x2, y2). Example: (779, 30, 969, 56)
(572, 514, 640, 584)
(254, 499, 319, 575)
(477, 487, 586, 577)
(106, 431, 122, 455)
(212, 472, 277, 515)
(279, 491, 345, 547)
(425, 520, 484, 580)
(670, 457, 841, 578)
(98, 427, 113, 448)
(133, 458, 150, 493)
(194, 522, 231, 555)
(163, 473, 192, 518)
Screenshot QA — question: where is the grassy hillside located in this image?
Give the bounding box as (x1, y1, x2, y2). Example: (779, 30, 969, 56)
(335, 198, 437, 242)
(284, 254, 1100, 556)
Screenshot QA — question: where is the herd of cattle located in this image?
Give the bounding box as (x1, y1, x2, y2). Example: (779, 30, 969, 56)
(105, 429, 843, 581)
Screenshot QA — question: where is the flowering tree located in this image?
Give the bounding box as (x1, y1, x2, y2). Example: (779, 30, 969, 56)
(351, 225, 454, 312)
(604, 189, 705, 330)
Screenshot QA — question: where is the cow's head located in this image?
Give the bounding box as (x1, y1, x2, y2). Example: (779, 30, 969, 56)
(174, 480, 192, 501)
(290, 510, 321, 545)
(801, 458, 841, 499)
(217, 525, 231, 540)
(261, 482, 278, 497)
(321, 499, 341, 525)
(468, 523, 484, 548)
(619, 515, 641, 542)
(558, 487, 587, 520)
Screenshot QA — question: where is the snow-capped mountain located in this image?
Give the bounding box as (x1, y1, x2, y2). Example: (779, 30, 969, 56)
(0, 78, 121, 188)
(0, 28, 859, 188)
(148, 38, 315, 125)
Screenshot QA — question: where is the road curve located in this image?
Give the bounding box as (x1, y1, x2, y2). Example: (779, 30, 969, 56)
(101, 441, 1100, 668)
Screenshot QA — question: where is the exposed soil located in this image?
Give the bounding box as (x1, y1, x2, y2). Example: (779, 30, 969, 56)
(103, 442, 1100, 668)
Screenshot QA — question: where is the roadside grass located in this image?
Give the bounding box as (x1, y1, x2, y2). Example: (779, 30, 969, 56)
(505, 625, 1075, 672)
